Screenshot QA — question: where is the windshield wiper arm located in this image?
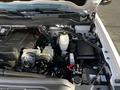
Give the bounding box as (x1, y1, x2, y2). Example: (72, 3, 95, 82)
(0, 10, 25, 16)
(0, 9, 81, 22)
(0, 10, 32, 19)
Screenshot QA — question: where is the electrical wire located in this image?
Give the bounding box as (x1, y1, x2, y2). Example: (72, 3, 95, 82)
(89, 62, 106, 85)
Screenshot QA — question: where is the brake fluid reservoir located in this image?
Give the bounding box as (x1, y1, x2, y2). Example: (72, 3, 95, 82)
(59, 33, 69, 52)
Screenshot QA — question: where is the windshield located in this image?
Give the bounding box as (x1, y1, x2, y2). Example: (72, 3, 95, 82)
(0, 0, 87, 6)
(0, 0, 90, 26)
(0, 0, 31, 1)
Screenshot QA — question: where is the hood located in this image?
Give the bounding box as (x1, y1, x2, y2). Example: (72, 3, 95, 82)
(0, 0, 102, 14)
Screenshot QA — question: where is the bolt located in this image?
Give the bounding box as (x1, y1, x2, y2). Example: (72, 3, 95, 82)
(105, 50, 108, 53)
(107, 57, 110, 60)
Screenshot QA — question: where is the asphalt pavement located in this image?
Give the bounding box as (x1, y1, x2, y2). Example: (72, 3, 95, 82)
(98, 0, 120, 55)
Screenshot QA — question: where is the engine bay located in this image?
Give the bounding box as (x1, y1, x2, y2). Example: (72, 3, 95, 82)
(0, 24, 111, 86)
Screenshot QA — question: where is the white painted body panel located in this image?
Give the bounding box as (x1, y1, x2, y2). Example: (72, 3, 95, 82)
(95, 14, 120, 89)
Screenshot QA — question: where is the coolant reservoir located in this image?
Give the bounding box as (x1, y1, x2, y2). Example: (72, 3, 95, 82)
(59, 33, 69, 52)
